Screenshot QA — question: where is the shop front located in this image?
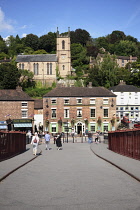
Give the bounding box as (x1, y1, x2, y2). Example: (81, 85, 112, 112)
(0, 121, 7, 130)
(13, 119, 32, 132)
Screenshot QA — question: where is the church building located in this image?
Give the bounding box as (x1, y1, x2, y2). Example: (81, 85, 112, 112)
(16, 28, 71, 85)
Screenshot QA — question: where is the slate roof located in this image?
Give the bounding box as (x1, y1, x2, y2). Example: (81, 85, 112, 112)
(0, 87, 34, 101)
(109, 84, 140, 92)
(44, 86, 116, 97)
(34, 99, 43, 109)
(16, 54, 57, 62)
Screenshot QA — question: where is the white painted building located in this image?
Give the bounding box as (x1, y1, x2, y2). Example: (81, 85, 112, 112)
(109, 80, 140, 121)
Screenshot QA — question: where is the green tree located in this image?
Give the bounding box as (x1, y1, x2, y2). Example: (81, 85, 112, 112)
(0, 39, 8, 54)
(114, 40, 138, 56)
(39, 32, 56, 53)
(18, 69, 35, 90)
(70, 29, 91, 46)
(95, 36, 109, 51)
(107, 30, 126, 44)
(23, 34, 39, 51)
(87, 53, 120, 88)
(0, 63, 20, 89)
(33, 49, 47, 54)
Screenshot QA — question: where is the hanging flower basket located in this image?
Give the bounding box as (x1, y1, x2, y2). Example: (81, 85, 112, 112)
(97, 117, 102, 126)
(58, 118, 62, 126)
(111, 117, 115, 126)
(45, 119, 50, 127)
(116, 116, 120, 122)
(71, 118, 75, 127)
(84, 118, 88, 126)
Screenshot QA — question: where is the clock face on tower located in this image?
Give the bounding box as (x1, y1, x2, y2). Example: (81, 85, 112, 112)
(61, 55, 65, 59)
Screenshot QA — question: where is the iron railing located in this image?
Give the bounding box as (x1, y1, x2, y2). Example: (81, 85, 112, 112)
(108, 129, 140, 160)
(0, 131, 26, 161)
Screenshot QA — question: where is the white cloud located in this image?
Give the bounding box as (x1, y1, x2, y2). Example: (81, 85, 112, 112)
(20, 25, 27, 29)
(22, 33, 27, 37)
(0, 7, 14, 32)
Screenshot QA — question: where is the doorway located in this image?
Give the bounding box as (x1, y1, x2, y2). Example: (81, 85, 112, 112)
(77, 122, 82, 135)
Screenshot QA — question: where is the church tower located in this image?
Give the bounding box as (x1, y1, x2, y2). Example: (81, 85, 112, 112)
(56, 27, 71, 78)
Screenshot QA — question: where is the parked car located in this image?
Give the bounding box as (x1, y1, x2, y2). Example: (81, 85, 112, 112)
(134, 123, 140, 128)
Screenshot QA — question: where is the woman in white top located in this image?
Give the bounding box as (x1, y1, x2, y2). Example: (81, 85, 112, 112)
(31, 132, 40, 156)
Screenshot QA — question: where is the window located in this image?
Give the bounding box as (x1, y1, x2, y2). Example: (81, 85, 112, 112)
(77, 98, 82, 104)
(19, 63, 24, 69)
(34, 63, 39, 75)
(51, 109, 56, 118)
(47, 63, 52, 75)
(131, 107, 134, 111)
(50, 63, 52, 75)
(125, 107, 128, 110)
(62, 40, 65, 49)
(136, 113, 139, 117)
(90, 124, 95, 132)
(62, 65, 65, 70)
(90, 98, 95, 104)
(104, 109, 108, 117)
(64, 99, 69, 104)
(103, 98, 108, 104)
(103, 124, 108, 132)
(120, 112, 123, 118)
(77, 109, 82, 117)
(51, 99, 56, 104)
(131, 112, 134, 117)
(120, 107, 123, 110)
(90, 108, 95, 118)
(22, 110, 27, 118)
(64, 109, 69, 118)
(47, 63, 49, 75)
(51, 124, 56, 133)
(21, 102, 28, 107)
(135, 107, 139, 111)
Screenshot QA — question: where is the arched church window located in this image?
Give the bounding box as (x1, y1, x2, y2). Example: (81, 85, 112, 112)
(62, 65, 65, 70)
(47, 63, 49, 75)
(62, 40, 65, 49)
(50, 63, 52, 75)
(34, 63, 39, 75)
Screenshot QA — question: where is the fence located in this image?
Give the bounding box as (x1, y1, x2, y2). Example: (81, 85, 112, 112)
(0, 131, 26, 161)
(108, 129, 140, 160)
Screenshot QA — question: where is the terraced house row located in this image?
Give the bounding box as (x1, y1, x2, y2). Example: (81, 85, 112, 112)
(0, 84, 116, 134)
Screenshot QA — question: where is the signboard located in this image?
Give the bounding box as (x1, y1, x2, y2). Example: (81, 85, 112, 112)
(13, 119, 32, 123)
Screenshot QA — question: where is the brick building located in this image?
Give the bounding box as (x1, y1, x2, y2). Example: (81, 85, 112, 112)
(43, 85, 117, 135)
(0, 86, 34, 131)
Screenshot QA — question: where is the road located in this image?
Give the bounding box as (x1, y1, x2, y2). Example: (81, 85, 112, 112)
(0, 143, 140, 210)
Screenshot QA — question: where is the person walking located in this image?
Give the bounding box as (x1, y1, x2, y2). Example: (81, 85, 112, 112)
(95, 131, 99, 143)
(56, 133, 62, 150)
(87, 131, 93, 144)
(45, 131, 51, 150)
(31, 132, 40, 156)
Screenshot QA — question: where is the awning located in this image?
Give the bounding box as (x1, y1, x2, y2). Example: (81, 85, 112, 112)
(14, 123, 32, 128)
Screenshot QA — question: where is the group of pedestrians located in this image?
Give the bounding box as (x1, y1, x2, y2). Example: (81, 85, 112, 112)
(31, 131, 62, 155)
(87, 131, 100, 144)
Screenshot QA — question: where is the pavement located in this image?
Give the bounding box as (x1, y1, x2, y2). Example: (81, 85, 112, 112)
(0, 137, 140, 182)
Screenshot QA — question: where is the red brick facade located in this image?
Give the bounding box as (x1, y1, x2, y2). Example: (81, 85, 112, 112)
(43, 86, 117, 134)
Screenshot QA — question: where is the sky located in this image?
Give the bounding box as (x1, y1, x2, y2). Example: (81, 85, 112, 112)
(0, 0, 140, 41)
